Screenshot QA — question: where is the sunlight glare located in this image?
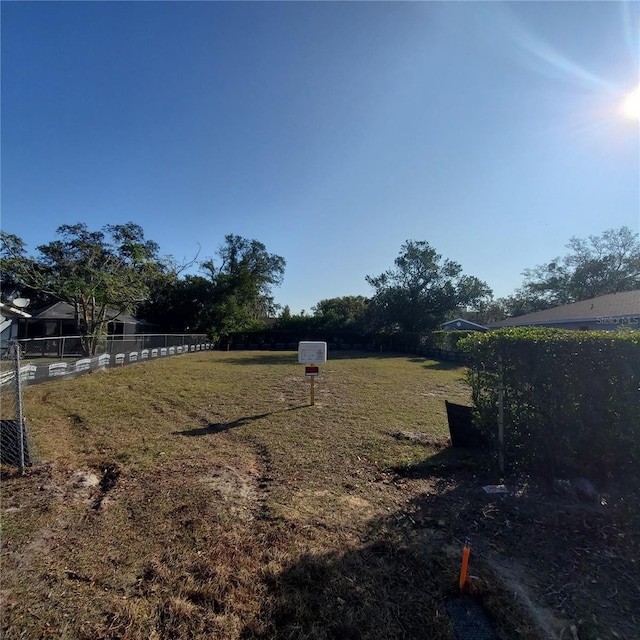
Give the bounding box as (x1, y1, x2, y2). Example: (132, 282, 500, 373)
(621, 86, 640, 120)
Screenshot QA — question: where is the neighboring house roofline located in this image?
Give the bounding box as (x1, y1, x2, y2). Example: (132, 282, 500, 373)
(488, 315, 639, 328)
(487, 290, 640, 329)
(0, 302, 32, 319)
(29, 301, 144, 325)
(441, 318, 489, 331)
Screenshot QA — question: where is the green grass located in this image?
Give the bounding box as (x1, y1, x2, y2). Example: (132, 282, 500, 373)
(0, 351, 473, 639)
(5, 351, 629, 639)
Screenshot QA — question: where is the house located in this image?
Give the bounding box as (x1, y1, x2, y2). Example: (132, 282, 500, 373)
(488, 290, 640, 331)
(19, 301, 157, 339)
(441, 318, 489, 332)
(0, 302, 32, 349)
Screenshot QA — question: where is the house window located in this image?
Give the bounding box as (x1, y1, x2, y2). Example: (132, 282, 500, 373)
(61, 321, 76, 335)
(45, 321, 59, 336)
(108, 322, 124, 335)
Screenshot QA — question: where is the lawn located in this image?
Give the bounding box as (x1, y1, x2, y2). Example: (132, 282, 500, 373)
(1, 351, 637, 639)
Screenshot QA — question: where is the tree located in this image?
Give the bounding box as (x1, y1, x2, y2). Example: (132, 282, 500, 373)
(1, 223, 169, 354)
(141, 234, 286, 341)
(312, 296, 369, 331)
(521, 226, 640, 307)
(498, 290, 553, 318)
(273, 306, 317, 334)
(140, 274, 215, 333)
(200, 234, 286, 340)
(0, 235, 56, 309)
(365, 240, 492, 333)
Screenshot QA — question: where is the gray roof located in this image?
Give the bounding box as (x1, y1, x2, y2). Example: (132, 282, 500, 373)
(441, 318, 488, 331)
(31, 301, 141, 324)
(489, 290, 640, 328)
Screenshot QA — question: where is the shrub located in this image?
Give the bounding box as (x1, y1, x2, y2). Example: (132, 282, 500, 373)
(461, 328, 640, 478)
(424, 330, 477, 353)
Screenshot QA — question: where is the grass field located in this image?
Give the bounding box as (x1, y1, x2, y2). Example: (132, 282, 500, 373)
(1, 351, 638, 640)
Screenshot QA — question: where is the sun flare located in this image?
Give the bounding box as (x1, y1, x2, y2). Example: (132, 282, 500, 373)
(621, 86, 640, 120)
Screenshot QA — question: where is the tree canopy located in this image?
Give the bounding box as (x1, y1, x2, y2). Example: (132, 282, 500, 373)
(312, 296, 369, 332)
(5, 222, 635, 346)
(1, 223, 169, 353)
(520, 226, 640, 307)
(365, 240, 492, 333)
(458, 226, 640, 324)
(142, 234, 286, 341)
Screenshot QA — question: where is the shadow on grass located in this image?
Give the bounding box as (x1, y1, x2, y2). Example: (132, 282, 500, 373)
(253, 454, 524, 640)
(253, 440, 640, 640)
(407, 357, 466, 372)
(254, 449, 640, 640)
(262, 537, 463, 639)
(173, 406, 307, 436)
(391, 446, 493, 478)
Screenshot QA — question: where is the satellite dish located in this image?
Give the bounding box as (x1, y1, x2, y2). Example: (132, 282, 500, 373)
(12, 298, 30, 308)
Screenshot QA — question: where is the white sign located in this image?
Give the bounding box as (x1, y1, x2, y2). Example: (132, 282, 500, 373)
(49, 362, 68, 377)
(298, 341, 327, 364)
(75, 358, 91, 372)
(20, 364, 37, 381)
(98, 354, 111, 368)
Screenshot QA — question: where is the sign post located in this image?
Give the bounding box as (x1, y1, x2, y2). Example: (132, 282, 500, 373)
(298, 342, 327, 407)
(304, 364, 320, 405)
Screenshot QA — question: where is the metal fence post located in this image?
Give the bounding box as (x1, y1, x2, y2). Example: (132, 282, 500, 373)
(497, 354, 505, 477)
(11, 341, 26, 475)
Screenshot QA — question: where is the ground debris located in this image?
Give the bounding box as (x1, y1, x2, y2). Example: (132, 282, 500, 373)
(553, 478, 600, 504)
(416, 471, 639, 640)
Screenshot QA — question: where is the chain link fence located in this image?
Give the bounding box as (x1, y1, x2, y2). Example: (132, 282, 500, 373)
(0, 334, 210, 389)
(1, 342, 31, 473)
(16, 333, 208, 359)
(0, 335, 210, 470)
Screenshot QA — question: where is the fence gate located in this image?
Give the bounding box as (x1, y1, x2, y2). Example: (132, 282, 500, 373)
(1, 341, 31, 473)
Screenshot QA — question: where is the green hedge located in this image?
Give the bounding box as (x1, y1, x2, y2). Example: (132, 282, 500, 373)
(461, 328, 640, 478)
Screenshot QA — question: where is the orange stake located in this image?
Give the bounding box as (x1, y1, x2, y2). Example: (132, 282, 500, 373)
(459, 539, 471, 591)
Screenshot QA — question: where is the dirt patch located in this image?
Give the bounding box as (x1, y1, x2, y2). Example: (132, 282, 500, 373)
(92, 463, 121, 510)
(398, 470, 640, 640)
(3, 465, 121, 572)
(199, 465, 260, 521)
(483, 553, 569, 639)
(68, 470, 101, 490)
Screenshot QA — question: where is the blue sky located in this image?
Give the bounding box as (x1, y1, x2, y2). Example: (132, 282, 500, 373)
(2, 1, 639, 314)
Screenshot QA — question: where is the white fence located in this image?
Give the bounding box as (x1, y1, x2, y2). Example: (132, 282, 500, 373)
(14, 333, 208, 359)
(0, 335, 211, 388)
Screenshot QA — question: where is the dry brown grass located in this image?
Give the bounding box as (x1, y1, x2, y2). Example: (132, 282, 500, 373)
(1, 351, 637, 639)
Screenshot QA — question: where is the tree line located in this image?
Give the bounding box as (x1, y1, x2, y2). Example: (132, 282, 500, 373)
(1, 225, 285, 354)
(1, 224, 638, 353)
